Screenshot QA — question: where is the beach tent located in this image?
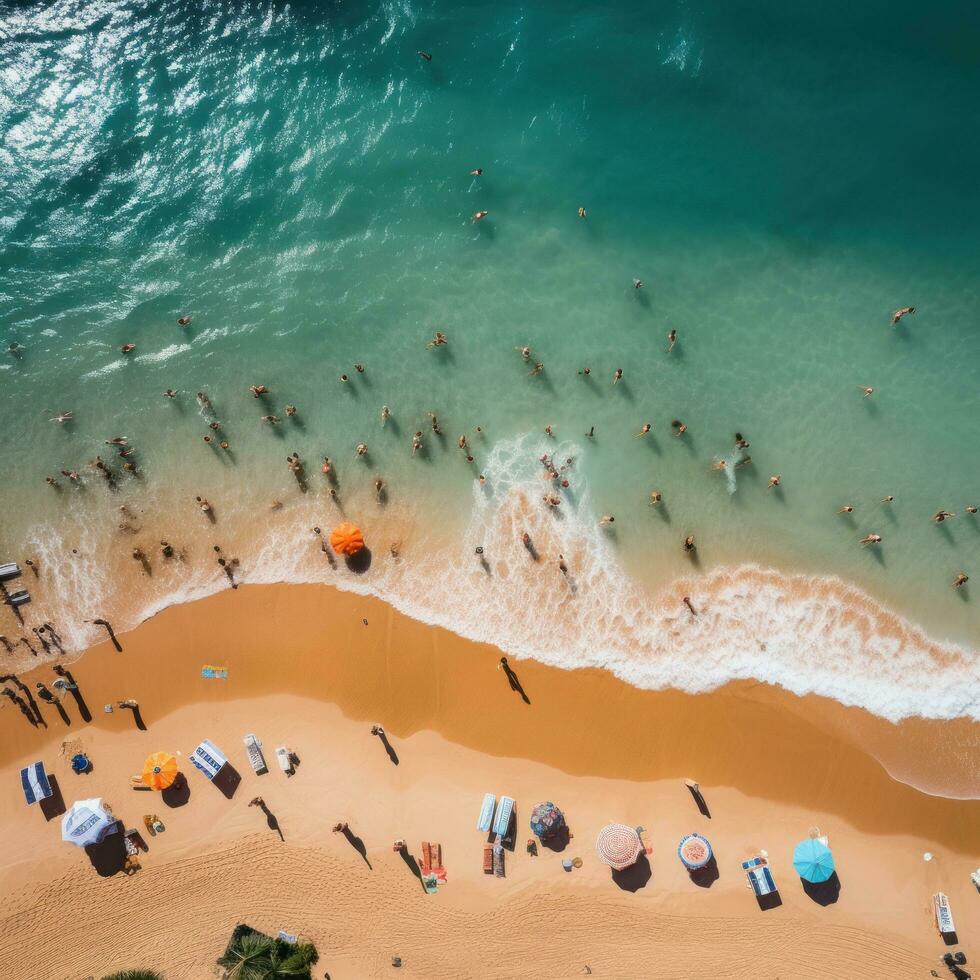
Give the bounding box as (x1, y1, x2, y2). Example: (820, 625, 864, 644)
(21, 761, 52, 805)
(793, 838, 835, 883)
(142, 751, 179, 790)
(189, 739, 227, 781)
(330, 522, 365, 556)
(595, 823, 643, 870)
(62, 798, 117, 847)
(529, 802, 565, 841)
(677, 833, 713, 869)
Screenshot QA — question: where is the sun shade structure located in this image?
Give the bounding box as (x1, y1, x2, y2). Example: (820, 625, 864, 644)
(529, 802, 565, 841)
(62, 798, 117, 847)
(678, 833, 713, 869)
(793, 838, 835, 883)
(595, 823, 643, 870)
(330, 522, 365, 556)
(142, 751, 179, 790)
(21, 761, 52, 805)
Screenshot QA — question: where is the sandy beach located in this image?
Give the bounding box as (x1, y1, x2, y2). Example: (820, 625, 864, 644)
(0, 582, 976, 979)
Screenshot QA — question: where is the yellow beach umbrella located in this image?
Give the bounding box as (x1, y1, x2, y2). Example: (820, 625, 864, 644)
(142, 751, 178, 790)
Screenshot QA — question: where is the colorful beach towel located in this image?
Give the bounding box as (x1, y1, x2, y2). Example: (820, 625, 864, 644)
(201, 665, 228, 679)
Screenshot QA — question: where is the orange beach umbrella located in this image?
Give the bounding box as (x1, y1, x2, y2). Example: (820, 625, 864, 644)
(142, 751, 178, 790)
(330, 522, 365, 556)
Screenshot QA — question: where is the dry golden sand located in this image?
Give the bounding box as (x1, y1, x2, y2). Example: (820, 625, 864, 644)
(0, 582, 976, 979)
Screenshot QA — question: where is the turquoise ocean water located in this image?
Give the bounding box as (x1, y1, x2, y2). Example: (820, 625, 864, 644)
(1, 2, 978, 756)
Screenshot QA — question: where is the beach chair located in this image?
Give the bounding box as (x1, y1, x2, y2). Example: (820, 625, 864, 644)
(421, 842, 433, 875)
(430, 842, 446, 882)
(275, 746, 293, 775)
(746, 864, 777, 897)
(492, 795, 514, 839)
(129, 775, 152, 791)
(482, 843, 493, 874)
(243, 734, 268, 775)
(477, 793, 495, 832)
(189, 739, 227, 781)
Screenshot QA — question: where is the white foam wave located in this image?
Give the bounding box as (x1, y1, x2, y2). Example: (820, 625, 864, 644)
(135, 343, 192, 365)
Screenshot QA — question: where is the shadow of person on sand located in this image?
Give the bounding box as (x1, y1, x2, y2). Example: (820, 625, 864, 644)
(398, 847, 427, 893)
(338, 825, 371, 868)
(498, 658, 530, 704)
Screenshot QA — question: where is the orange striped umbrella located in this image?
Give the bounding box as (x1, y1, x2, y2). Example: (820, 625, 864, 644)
(142, 751, 178, 790)
(330, 522, 365, 556)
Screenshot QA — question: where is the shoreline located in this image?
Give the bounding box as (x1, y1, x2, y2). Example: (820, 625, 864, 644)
(0, 580, 977, 978)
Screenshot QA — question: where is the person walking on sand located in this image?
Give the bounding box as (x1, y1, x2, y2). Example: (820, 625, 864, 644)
(370, 724, 385, 737)
(683, 596, 697, 618)
(890, 306, 915, 326)
(953, 572, 969, 588)
(667, 329, 677, 352)
(858, 385, 874, 397)
(860, 533, 882, 545)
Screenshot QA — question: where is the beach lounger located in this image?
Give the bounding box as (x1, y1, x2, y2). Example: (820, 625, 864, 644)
(189, 739, 227, 781)
(129, 775, 152, 791)
(483, 843, 493, 874)
(492, 795, 514, 839)
(421, 841, 433, 875)
(275, 746, 293, 774)
(746, 864, 776, 897)
(934, 892, 956, 936)
(0, 562, 21, 582)
(243, 734, 268, 775)
(493, 844, 505, 878)
(5, 588, 30, 607)
(477, 793, 495, 832)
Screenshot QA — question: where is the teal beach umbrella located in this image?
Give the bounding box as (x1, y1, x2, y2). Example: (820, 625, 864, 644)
(793, 839, 835, 883)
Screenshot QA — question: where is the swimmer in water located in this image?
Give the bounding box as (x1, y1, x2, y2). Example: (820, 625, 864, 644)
(613, 368, 623, 384)
(340, 374, 349, 383)
(321, 457, 332, 475)
(470, 168, 483, 176)
(381, 405, 391, 426)
(586, 426, 594, 438)
(164, 389, 177, 398)
(457, 434, 468, 451)
(374, 477, 385, 500)
(418, 51, 432, 61)
(578, 207, 587, 219)
(599, 515, 615, 526)
(767, 474, 781, 489)
(530, 362, 544, 376)
(578, 367, 591, 376)
(412, 431, 423, 455)
(838, 505, 854, 514)
(671, 419, 687, 436)
(953, 572, 969, 588)
(859, 385, 874, 397)
(285, 405, 297, 417)
(544, 425, 554, 437)
(632, 278, 643, 289)
(356, 443, 368, 456)
(649, 490, 662, 505)
(249, 384, 269, 398)
(516, 345, 531, 361)
(636, 423, 651, 437)
(428, 413, 442, 434)
(881, 495, 894, 503)
(121, 343, 136, 353)
(860, 533, 882, 545)
(933, 510, 955, 523)
(684, 535, 696, 552)
(712, 459, 727, 472)
(426, 332, 447, 349)
(49, 411, 73, 422)
(177, 316, 192, 326)
(472, 210, 488, 222)
(890, 306, 915, 326)
(966, 505, 978, 514)
(261, 415, 281, 424)
(667, 329, 676, 352)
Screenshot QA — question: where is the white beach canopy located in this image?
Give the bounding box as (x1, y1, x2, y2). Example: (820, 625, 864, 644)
(595, 823, 643, 870)
(61, 798, 116, 847)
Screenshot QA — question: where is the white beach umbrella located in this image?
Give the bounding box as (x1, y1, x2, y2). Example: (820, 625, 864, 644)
(61, 798, 116, 847)
(595, 823, 643, 870)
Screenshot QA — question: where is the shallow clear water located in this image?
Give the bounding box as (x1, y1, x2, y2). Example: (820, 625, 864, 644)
(1, 1, 977, 725)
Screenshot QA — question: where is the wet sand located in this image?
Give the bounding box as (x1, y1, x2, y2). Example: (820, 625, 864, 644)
(0, 582, 976, 979)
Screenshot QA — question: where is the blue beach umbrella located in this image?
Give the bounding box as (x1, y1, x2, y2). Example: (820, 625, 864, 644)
(793, 838, 835, 883)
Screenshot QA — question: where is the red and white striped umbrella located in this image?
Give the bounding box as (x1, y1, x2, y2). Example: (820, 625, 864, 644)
(595, 823, 643, 870)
